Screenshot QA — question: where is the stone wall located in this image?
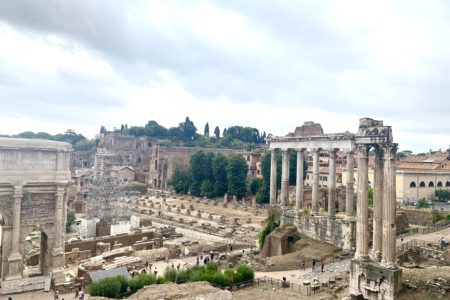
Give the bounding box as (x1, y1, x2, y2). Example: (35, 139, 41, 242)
(398, 207, 436, 226)
(65, 248, 91, 265)
(65, 231, 162, 254)
(296, 215, 355, 251)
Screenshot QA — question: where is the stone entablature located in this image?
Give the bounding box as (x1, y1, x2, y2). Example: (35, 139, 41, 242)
(269, 118, 401, 300)
(0, 138, 72, 287)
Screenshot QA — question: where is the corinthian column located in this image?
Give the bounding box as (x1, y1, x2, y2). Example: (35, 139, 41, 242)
(355, 144, 369, 260)
(328, 149, 337, 218)
(295, 149, 305, 211)
(269, 149, 277, 205)
(371, 146, 384, 261)
(382, 144, 398, 268)
(345, 151, 354, 218)
(311, 148, 320, 215)
(280, 149, 290, 206)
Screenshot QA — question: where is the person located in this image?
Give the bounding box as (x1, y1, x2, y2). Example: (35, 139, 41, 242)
(321, 260, 325, 272)
(440, 237, 446, 250)
(177, 263, 180, 271)
(301, 258, 306, 270)
(154, 268, 158, 276)
(54, 290, 60, 300)
(78, 288, 85, 300)
(312, 258, 316, 271)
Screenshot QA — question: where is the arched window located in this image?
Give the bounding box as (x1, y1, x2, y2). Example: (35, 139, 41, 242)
(419, 181, 426, 187)
(429, 181, 434, 187)
(447, 181, 450, 187)
(410, 181, 416, 188)
(437, 181, 443, 187)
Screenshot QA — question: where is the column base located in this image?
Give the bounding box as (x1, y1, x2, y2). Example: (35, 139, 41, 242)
(6, 253, 23, 280)
(370, 250, 382, 262)
(52, 268, 66, 284)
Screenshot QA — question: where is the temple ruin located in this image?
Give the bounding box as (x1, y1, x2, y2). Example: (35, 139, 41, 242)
(269, 118, 402, 300)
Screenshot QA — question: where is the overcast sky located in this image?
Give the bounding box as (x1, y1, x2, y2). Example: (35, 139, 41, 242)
(0, 0, 449, 153)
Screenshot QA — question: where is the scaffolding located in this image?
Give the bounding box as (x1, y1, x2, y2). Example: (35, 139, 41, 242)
(84, 179, 140, 224)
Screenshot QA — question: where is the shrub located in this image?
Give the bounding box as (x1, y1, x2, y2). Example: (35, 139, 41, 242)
(128, 274, 156, 293)
(163, 267, 177, 282)
(206, 262, 219, 272)
(433, 213, 445, 224)
(89, 276, 126, 298)
(233, 271, 244, 284)
(417, 198, 429, 209)
(259, 211, 278, 249)
(236, 265, 254, 282)
(209, 272, 226, 287)
(156, 277, 166, 284)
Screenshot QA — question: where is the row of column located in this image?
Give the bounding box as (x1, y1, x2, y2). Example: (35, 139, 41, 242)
(354, 144, 398, 267)
(6, 184, 67, 279)
(269, 148, 355, 217)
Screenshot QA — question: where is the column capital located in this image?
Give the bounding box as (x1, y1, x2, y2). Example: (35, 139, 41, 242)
(13, 185, 23, 197)
(373, 145, 384, 159)
(383, 144, 398, 160)
(355, 144, 369, 159)
(296, 148, 306, 153)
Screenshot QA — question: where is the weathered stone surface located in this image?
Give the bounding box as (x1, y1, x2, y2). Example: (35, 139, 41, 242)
(261, 226, 299, 258)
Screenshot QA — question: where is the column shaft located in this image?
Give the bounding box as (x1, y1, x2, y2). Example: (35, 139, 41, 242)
(382, 144, 398, 267)
(54, 186, 65, 252)
(10, 186, 23, 257)
(280, 150, 290, 206)
(371, 147, 384, 260)
(355, 145, 369, 259)
(328, 149, 337, 217)
(295, 149, 305, 211)
(269, 150, 277, 205)
(345, 151, 355, 217)
(311, 149, 320, 215)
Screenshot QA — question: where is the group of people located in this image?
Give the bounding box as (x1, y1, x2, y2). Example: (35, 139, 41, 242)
(300, 258, 325, 273)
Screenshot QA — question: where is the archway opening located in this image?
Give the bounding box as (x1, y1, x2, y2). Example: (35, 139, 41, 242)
(410, 181, 416, 188)
(23, 231, 48, 277)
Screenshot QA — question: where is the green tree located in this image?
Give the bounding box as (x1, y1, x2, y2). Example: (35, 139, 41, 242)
(214, 126, 220, 139)
(168, 166, 192, 194)
(204, 122, 210, 136)
(368, 186, 374, 207)
(189, 151, 206, 196)
(435, 190, 450, 201)
(200, 180, 215, 198)
(179, 116, 197, 141)
(226, 154, 248, 197)
(74, 139, 96, 151)
(212, 153, 228, 196)
(250, 178, 263, 195)
(66, 208, 75, 233)
(259, 211, 278, 249)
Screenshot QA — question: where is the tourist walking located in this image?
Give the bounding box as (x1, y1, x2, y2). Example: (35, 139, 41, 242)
(321, 260, 325, 272)
(312, 258, 316, 271)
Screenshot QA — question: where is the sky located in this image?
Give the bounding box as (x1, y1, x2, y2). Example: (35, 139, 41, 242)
(0, 0, 449, 153)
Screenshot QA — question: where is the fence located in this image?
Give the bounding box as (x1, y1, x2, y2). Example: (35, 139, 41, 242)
(397, 221, 450, 239)
(396, 239, 434, 253)
(263, 255, 349, 272)
(255, 271, 350, 296)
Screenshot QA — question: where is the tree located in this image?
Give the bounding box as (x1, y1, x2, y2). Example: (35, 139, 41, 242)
(226, 154, 248, 197)
(204, 122, 210, 137)
(144, 120, 168, 137)
(259, 211, 278, 249)
(66, 208, 75, 233)
(250, 178, 263, 195)
(168, 166, 192, 194)
(416, 198, 429, 209)
(368, 187, 374, 207)
(200, 180, 215, 198)
(189, 151, 206, 196)
(212, 153, 228, 196)
(179, 117, 197, 141)
(214, 126, 220, 139)
(435, 190, 450, 201)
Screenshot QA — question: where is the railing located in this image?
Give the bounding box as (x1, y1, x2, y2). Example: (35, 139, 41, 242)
(263, 255, 349, 272)
(396, 239, 434, 253)
(255, 271, 350, 295)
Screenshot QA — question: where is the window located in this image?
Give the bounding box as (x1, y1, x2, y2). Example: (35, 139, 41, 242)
(409, 181, 416, 188)
(429, 181, 434, 187)
(419, 181, 425, 187)
(437, 181, 443, 187)
(447, 181, 450, 187)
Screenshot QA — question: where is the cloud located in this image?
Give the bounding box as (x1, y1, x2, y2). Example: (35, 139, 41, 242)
(0, 0, 449, 152)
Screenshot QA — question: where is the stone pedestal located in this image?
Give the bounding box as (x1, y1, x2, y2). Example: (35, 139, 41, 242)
(6, 254, 23, 280)
(349, 259, 402, 300)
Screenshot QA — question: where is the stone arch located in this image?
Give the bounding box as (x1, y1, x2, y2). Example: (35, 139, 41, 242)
(429, 181, 434, 187)
(409, 181, 416, 188)
(419, 181, 426, 187)
(437, 181, 443, 187)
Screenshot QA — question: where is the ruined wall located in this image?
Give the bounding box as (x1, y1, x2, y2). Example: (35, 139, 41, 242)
(296, 215, 355, 251)
(398, 207, 436, 226)
(65, 231, 162, 254)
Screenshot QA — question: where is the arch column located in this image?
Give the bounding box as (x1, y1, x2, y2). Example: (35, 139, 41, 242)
(382, 144, 398, 268)
(280, 149, 290, 206)
(295, 149, 305, 211)
(355, 144, 369, 260)
(371, 146, 384, 260)
(328, 149, 337, 218)
(7, 185, 23, 279)
(269, 149, 278, 205)
(311, 148, 320, 215)
(345, 150, 354, 218)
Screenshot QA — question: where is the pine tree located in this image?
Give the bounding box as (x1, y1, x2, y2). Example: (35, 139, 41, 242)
(204, 122, 210, 136)
(214, 126, 220, 138)
(226, 154, 248, 198)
